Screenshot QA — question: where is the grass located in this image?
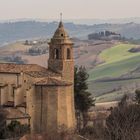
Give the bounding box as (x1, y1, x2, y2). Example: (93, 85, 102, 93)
(96, 88, 136, 103)
(89, 78, 140, 95)
(95, 91, 124, 103)
(88, 43, 140, 102)
(89, 55, 140, 80)
(100, 43, 138, 65)
(88, 43, 140, 81)
(88, 76, 140, 102)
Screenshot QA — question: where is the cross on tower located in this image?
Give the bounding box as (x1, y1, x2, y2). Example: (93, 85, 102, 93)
(60, 13, 62, 22)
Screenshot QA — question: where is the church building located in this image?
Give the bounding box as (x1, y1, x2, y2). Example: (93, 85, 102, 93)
(0, 21, 76, 133)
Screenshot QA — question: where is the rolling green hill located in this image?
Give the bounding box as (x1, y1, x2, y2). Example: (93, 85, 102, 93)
(89, 43, 140, 81)
(100, 44, 137, 64)
(88, 78, 140, 102)
(88, 43, 140, 102)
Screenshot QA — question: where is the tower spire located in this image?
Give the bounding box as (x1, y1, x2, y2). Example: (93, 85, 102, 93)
(60, 13, 62, 22)
(59, 13, 63, 28)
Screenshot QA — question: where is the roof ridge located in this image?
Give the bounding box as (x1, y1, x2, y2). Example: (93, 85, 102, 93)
(35, 77, 72, 86)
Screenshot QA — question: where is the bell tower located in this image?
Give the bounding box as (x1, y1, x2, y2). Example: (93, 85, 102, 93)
(48, 19, 74, 82)
(28, 15, 76, 134)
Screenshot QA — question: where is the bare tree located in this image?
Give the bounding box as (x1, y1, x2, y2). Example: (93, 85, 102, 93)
(106, 95, 140, 140)
(0, 109, 7, 138)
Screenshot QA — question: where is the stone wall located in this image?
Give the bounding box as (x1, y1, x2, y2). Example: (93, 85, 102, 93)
(1, 85, 8, 105)
(30, 85, 75, 134)
(57, 85, 76, 129)
(14, 86, 25, 106)
(30, 86, 58, 133)
(62, 60, 74, 82)
(0, 73, 22, 86)
(26, 86, 35, 130)
(0, 73, 21, 105)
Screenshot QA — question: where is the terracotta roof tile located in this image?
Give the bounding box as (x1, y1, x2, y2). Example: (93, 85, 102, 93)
(35, 78, 72, 86)
(0, 63, 47, 73)
(25, 70, 60, 78)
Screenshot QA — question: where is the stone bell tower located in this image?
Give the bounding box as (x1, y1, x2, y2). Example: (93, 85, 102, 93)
(48, 20, 74, 82)
(46, 19, 76, 133)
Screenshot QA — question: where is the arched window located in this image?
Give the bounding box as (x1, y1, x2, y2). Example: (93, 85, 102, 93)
(54, 48, 59, 59)
(67, 48, 71, 59)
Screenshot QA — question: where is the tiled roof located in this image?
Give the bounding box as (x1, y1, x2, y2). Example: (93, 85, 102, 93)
(35, 78, 72, 86)
(25, 70, 60, 78)
(0, 63, 47, 73)
(50, 21, 73, 45)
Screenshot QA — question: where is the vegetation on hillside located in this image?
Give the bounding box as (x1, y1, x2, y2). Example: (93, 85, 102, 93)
(79, 93, 140, 140)
(0, 110, 6, 138)
(135, 89, 140, 104)
(2, 21, 140, 45)
(105, 94, 140, 140)
(89, 43, 140, 81)
(0, 114, 30, 139)
(74, 66, 95, 129)
(87, 43, 140, 102)
(88, 30, 121, 40)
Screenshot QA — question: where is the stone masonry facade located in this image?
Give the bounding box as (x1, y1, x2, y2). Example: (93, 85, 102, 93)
(0, 21, 76, 134)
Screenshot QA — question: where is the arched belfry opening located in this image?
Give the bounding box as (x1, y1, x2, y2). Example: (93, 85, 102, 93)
(54, 48, 59, 59)
(67, 48, 71, 59)
(48, 17, 74, 77)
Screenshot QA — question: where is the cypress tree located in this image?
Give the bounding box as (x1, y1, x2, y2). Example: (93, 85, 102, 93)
(74, 66, 95, 128)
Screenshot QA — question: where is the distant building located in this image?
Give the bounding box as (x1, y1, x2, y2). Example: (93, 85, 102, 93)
(0, 21, 76, 133)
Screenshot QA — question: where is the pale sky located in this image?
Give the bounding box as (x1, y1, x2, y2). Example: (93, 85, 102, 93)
(0, 0, 140, 20)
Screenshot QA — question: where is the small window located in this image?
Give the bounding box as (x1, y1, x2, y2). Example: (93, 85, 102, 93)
(54, 48, 59, 59)
(67, 48, 71, 59)
(61, 34, 64, 37)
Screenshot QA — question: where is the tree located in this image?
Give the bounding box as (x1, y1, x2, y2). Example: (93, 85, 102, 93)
(0, 110, 6, 139)
(74, 66, 95, 129)
(6, 120, 30, 138)
(135, 89, 140, 104)
(106, 95, 140, 140)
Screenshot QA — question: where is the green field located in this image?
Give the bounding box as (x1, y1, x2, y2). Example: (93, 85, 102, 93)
(100, 44, 138, 64)
(88, 78, 140, 102)
(89, 43, 140, 81)
(95, 91, 124, 103)
(87, 43, 140, 102)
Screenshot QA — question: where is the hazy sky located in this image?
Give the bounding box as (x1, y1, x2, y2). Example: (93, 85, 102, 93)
(0, 0, 140, 20)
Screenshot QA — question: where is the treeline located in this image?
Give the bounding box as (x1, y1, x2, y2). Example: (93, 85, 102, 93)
(5, 55, 26, 64)
(28, 48, 47, 56)
(24, 40, 49, 56)
(88, 30, 122, 40)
